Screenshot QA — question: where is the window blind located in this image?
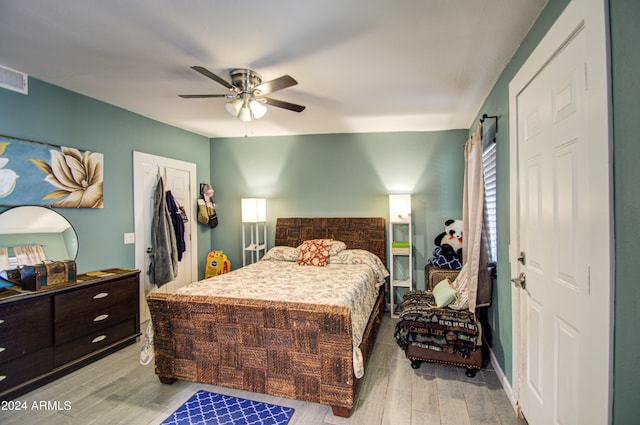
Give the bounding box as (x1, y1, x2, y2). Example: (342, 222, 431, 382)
(482, 142, 498, 263)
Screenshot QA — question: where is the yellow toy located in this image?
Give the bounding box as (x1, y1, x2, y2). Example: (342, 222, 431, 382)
(204, 250, 230, 278)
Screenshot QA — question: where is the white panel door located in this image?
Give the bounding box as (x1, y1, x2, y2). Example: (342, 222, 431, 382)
(133, 152, 197, 323)
(163, 166, 193, 289)
(516, 27, 587, 424)
(511, 5, 612, 422)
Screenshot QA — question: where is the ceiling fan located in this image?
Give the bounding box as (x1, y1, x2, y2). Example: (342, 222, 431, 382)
(179, 66, 306, 122)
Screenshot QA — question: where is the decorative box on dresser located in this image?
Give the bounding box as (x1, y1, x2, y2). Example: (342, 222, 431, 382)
(0, 269, 140, 400)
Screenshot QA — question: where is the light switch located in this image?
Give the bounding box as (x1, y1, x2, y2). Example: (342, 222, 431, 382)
(124, 233, 135, 244)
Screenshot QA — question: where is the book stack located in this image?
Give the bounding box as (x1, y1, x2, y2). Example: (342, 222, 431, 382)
(392, 241, 411, 255)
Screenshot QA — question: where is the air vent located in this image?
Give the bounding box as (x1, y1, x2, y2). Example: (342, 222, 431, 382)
(0, 65, 28, 94)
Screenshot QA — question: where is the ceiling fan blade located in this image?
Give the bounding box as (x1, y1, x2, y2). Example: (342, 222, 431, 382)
(255, 75, 297, 95)
(264, 97, 306, 112)
(190, 66, 234, 90)
(179, 94, 230, 99)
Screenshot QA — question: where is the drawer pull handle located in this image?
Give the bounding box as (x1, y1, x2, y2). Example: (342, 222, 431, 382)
(0, 376, 5, 382)
(0, 319, 4, 325)
(0, 347, 4, 353)
(91, 335, 107, 344)
(93, 314, 109, 322)
(93, 292, 109, 300)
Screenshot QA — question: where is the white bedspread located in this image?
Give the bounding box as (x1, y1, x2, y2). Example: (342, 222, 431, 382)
(176, 249, 389, 378)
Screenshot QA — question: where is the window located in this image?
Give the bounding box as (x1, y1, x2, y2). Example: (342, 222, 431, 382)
(482, 139, 498, 264)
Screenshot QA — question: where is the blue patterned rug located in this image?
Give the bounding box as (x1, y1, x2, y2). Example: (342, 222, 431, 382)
(160, 390, 295, 425)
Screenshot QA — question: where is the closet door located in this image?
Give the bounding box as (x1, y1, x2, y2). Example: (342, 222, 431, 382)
(133, 152, 197, 323)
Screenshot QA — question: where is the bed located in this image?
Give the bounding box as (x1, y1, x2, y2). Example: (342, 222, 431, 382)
(146, 217, 387, 417)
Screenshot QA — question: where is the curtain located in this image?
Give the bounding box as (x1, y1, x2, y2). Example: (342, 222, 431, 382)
(13, 245, 47, 266)
(0, 247, 10, 270)
(451, 123, 491, 313)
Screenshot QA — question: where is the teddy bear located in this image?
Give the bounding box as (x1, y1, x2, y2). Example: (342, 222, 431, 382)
(434, 218, 463, 262)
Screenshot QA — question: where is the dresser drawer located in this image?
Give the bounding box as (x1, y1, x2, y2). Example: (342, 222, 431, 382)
(0, 347, 54, 393)
(0, 298, 53, 364)
(54, 277, 138, 322)
(55, 294, 137, 345)
(54, 319, 137, 367)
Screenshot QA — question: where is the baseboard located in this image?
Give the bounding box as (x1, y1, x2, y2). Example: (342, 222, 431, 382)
(485, 342, 520, 416)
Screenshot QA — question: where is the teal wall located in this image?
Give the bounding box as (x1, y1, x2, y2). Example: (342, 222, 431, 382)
(473, 0, 640, 422)
(467, 0, 571, 384)
(208, 131, 467, 288)
(1, 233, 71, 261)
(0, 79, 212, 276)
(610, 0, 640, 423)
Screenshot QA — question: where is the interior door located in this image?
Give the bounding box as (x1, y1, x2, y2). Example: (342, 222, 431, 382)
(161, 166, 193, 289)
(133, 152, 197, 323)
(511, 8, 611, 424)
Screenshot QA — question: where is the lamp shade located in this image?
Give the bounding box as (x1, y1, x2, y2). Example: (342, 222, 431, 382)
(225, 96, 267, 122)
(241, 198, 266, 222)
(238, 105, 252, 122)
(389, 194, 411, 223)
(225, 98, 243, 116)
(249, 100, 267, 119)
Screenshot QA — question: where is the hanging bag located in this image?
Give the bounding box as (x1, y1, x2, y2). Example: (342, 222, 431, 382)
(197, 199, 217, 228)
(208, 206, 218, 228)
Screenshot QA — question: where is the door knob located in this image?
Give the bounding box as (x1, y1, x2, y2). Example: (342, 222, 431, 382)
(511, 272, 526, 290)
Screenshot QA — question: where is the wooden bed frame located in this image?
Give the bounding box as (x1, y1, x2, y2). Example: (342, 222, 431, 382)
(146, 217, 386, 417)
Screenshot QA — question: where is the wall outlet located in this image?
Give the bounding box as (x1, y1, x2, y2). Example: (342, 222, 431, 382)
(124, 233, 135, 244)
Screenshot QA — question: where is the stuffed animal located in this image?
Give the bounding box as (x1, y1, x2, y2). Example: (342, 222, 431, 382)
(434, 219, 463, 261)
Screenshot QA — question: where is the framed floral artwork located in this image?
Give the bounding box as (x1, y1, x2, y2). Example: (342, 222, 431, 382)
(0, 135, 103, 208)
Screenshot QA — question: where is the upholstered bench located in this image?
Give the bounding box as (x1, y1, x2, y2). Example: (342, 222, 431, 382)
(394, 265, 482, 377)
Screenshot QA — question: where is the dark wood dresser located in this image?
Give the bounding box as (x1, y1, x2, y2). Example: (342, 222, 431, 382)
(0, 268, 140, 400)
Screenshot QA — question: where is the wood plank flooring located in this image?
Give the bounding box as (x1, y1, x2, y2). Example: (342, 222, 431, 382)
(0, 315, 526, 425)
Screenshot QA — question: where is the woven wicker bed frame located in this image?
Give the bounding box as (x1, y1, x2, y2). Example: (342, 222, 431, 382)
(146, 217, 386, 417)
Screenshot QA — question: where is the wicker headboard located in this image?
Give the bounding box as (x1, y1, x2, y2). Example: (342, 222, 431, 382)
(275, 217, 386, 264)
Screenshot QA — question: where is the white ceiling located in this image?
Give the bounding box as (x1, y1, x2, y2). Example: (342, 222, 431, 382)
(0, 0, 546, 139)
(0, 206, 71, 234)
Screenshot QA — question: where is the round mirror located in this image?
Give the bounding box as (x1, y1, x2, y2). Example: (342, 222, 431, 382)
(0, 206, 78, 285)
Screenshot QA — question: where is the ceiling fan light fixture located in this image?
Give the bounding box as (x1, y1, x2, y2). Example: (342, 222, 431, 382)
(238, 105, 252, 122)
(182, 66, 305, 121)
(225, 98, 243, 116)
(249, 99, 267, 119)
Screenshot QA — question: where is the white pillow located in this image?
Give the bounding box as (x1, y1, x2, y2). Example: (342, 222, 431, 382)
(432, 279, 457, 308)
(329, 240, 347, 256)
(261, 246, 299, 262)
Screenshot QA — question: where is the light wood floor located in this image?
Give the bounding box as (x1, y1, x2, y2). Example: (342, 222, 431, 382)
(1, 315, 526, 425)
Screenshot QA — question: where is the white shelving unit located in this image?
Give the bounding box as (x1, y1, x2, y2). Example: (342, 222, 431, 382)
(389, 194, 413, 317)
(242, 221, 267, 266)
(241, 198, 267, 267)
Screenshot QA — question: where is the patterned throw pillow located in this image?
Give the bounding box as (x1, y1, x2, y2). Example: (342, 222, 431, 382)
(261, 246, 300, 262)
(296, 239, 332, 266)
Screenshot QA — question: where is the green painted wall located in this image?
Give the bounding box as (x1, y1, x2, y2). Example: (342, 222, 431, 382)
(610, 0, 640, 423)
(208, 131, 467, 289)
(1, 233, 71, 261)
(467, 0, 570, 384)
(0, 78, 212, 276)
(473, 0, 640, 422)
